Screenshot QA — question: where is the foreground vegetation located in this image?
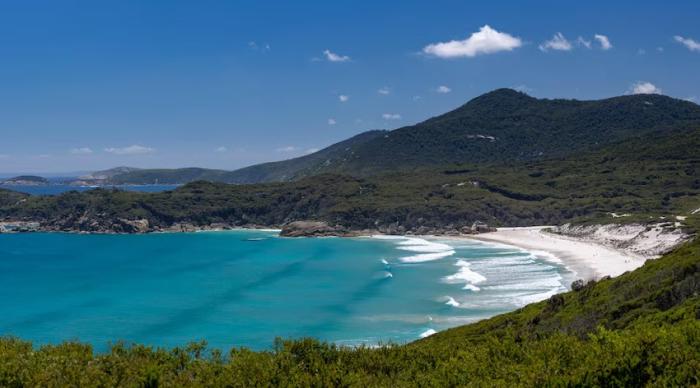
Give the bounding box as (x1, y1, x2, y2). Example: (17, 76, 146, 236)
(1, 218, 698, 386)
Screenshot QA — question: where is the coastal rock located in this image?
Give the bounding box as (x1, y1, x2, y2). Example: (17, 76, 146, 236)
(119, 218, 150, 233)
(280, 221, 345, 237)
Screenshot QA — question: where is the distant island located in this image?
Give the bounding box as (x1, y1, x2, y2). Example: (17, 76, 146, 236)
(0, 175, 49, 186)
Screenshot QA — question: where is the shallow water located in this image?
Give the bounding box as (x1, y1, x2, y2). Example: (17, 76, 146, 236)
(0, 230, 574, 351)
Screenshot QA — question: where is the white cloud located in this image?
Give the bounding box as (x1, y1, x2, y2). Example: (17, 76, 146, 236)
(323, 49, 350, 62)
(657, 46, 664, 52)
(685, 96, 697, 103)
(594, 34, 612, 50)
(276, 146, 298, 153)
(423, 25, 522, 58)
(215, 146, 228, 153)
(637, 48, 646, 55)
(577, 36, 592, 49)
(436, 85, 451, 93)
(539, 32, 572, 51)
(37, 154, 51, 159)
(327, 118, 337, 125)
(628, 81, 662, 95)
(70, 147, 93, 155)
(305, 148, 319, 154)
(248, 41, 271, 52)
(104, 145, 155, 155)
(339, 94, 349, 102)
(377, 87, 391, 95)
(674, 35, 700, 52)
(412, 95, 422, 101)
(382, 113, 401, 120)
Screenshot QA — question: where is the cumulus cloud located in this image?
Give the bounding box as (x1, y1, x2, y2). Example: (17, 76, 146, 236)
(323, 49, 350, 62)
(327, 118, 337, 125)
(436, 85, 451, 93)
(423, 25, 522, 58)
(70, 147, 93, 155)
(305, 148, 319, 154)
(539, 32, 572, 51)
(104, 145, 155, 155)
(674, 35, 700, 52)
(215, 146, 228, 153)
(382, 113, 401, 120)
(594, 34, 612, 50)
(377, 87, 391, 95)
(339, 94, 349, 102)
(577, 36, 592, 49)
(628, 81, 662, 95)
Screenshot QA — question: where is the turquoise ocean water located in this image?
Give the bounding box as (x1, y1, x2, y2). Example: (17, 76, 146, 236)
(0, 230, 574, 351)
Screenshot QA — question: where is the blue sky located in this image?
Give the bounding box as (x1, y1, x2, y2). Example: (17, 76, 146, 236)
(1, 0, 699, 173)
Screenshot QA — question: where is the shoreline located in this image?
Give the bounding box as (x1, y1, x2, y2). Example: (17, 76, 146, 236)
(456, 226, 647, 280)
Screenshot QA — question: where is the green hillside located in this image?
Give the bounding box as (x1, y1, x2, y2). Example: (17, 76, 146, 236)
(1, 219, 698, 386)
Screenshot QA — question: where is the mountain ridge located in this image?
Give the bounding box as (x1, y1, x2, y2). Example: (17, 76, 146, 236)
(91, 88, 700, 185)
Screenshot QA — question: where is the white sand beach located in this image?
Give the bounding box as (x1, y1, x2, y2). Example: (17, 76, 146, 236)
(464, 226, 647, 280)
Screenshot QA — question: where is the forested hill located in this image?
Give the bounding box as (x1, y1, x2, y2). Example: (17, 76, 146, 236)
(105, 88, 700, 184)
(290, 88, 700, 177)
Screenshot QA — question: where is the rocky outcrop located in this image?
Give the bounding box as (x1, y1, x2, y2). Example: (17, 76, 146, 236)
(279, 221, 348, 237)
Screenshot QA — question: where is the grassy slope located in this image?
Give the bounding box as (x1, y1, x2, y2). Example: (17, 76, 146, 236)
(1, 219, 698, 386)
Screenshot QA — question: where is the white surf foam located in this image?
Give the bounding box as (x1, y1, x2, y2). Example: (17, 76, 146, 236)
(397, 238, 454, 253)
(400, 250, 456, 263)
(420, 329, 437, 338)
(442, 259, 487, 287)
(444, 296, 460, 307)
